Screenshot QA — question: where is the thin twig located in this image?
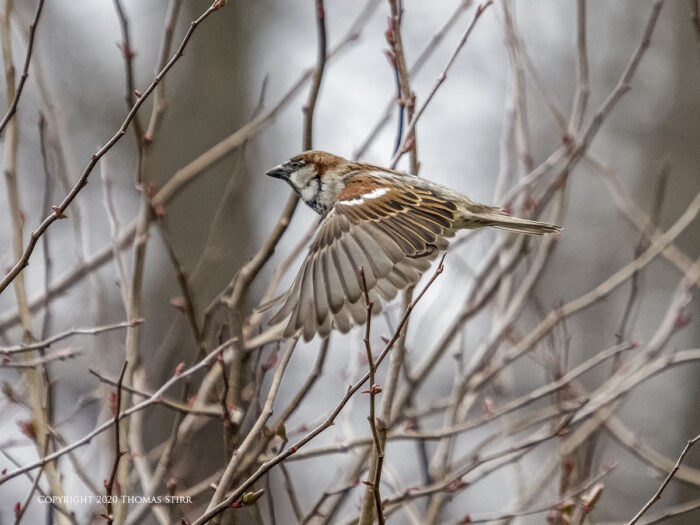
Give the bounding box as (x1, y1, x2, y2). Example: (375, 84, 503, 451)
(206, 338, 298, 510)
(0, 0, 45, 137)
(0, 338, 235, 485)
(0, 0, 379, 333)
(0, 319, 142, 355)
(100, 159, 130, 308)
(192, 258, 445, 524)
(387, 0, 418, 173)
(112, 0, 145, 183)
(1, 347, 81, 368)
(1, 3, 69, 519)
(88, 367, 221, 417)
(498, 0, 665, 207)
(0, 1, 224, 296)
(568, 0, 589, 133)
(274, 337, 329, 424)
(585, 155, 698, 283)
(1, 450, 77, 525)
(627, 434, 700, 525)
(38, 113, 55, 340)
(354, 0, 472, 159)
(280, 463, 304, 521)
(466, 189, 700, 396)
(641, 496, 700, 524)
(390, 0, 493, 168)
(448, 468, 610, 524)
(384, 417, 574, 506)
(359, 267, 385, 525)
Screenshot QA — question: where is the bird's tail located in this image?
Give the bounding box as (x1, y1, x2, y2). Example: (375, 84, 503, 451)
(463, 210, 562, 236)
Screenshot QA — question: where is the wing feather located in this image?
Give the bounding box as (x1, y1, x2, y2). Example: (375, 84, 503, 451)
(271, 258, 308, 326)
(370, 218, 418, 254)
(350, 229, 393, 278)
(360, 223, 404, 263)
(317, 307, 333, 338)
(313, 251, 330, 326)
(384, 266, 410, 290)
(332, 306, 352, 333)
(388, 212, 437, 245)
(381, 216, 427, 252)
(270, 175, 458, 341)
(332, 239, 362, 303)
(375, 277, 398, 301)
(322, 246, 345, 314)
(300, 258, 316, 341)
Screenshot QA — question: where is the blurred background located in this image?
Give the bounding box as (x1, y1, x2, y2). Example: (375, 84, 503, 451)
(0, 0, 698, 523)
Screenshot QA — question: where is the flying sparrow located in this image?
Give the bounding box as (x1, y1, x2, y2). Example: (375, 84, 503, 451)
(266, 151, 560, 342)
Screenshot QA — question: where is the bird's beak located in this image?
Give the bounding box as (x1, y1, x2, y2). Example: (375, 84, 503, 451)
(265, 163, 291, 181)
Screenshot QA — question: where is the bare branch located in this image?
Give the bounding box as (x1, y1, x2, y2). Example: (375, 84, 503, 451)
(193, 258, 445, 524)
(0, 319, 142, 355)
(0, 0, 45, 137)
(104, 361, 128, 524)
(358, 267, 386, 525)
(0, 1, 223, 296)
(390, 1, 493, 168)
(0, 338, 235, 485)
(627, 434, 700, 525)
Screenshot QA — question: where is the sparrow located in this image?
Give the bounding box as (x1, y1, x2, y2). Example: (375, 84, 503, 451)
(266, 151, 560, 342)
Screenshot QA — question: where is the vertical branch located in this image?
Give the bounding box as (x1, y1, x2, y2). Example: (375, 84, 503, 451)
(145, 0, 183, 140)
(112, 0, 145, 183)
(2, 0, 30, 340)
(303, 0, 327, 151)
(207, 338, 299, 511)
(493, 0, 531, 373)
(193, 260, 445, 524)
(20, 6, 104, 325)
(104, 361, 128, 524)
(0, 0, 44, 137)
(159, 226, 206, 357)
(113, 1, 188, 520)
(117, 188, 149, 525)
(353, 0, 471, 160)
(502, 0, 533, 176)
(1, 2, 70, 522)
(390, 1, 493, 169)
(387, 0, 418, 173)
(359, 0, 442, 520)
(358, 268, 386, 525)
(100, 161, 131, 308)
(568, 0, 589, 133)
(280, 464, 304, 521)
(0, 1, 222, 297)
(615, 161, 671, 345)
(389, 63, 404, 156)
(38, 114, 55, 339)
(222, 0, 328, 453)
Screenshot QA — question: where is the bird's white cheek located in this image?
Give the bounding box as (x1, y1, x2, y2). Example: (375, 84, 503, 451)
(300, 185, 318, 204)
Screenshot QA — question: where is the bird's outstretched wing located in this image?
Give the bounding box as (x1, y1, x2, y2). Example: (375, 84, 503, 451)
(270, 174, 458, 341)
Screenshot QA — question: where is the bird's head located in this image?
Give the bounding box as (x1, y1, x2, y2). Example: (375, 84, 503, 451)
(266, 151, 354, 214)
